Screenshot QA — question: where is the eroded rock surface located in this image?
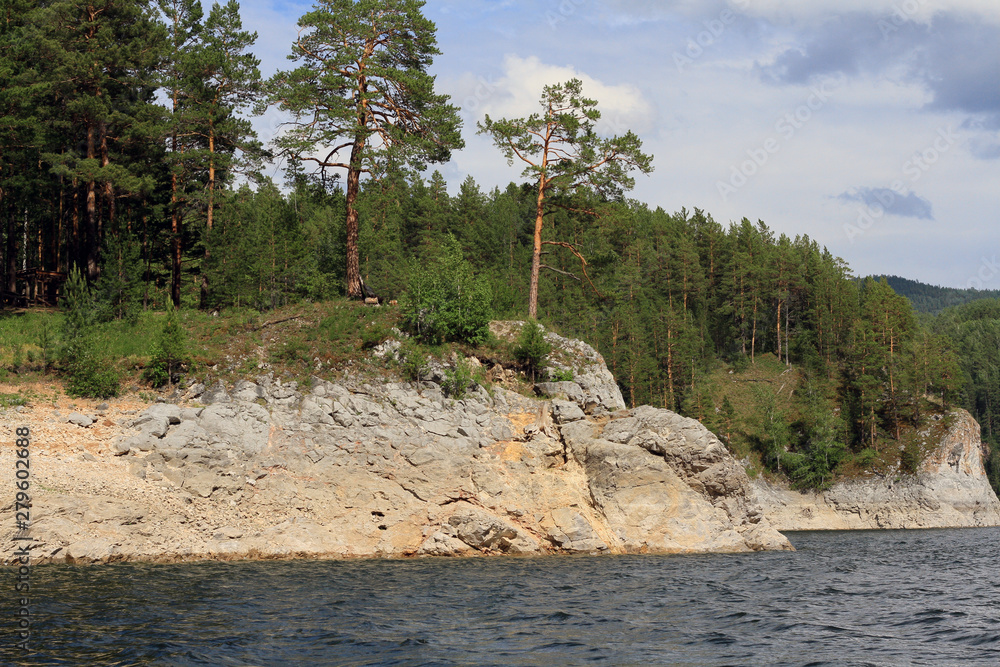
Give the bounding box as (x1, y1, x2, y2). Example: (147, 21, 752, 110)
(2, 336, 789, 564)
(752, 410, 1000, 530)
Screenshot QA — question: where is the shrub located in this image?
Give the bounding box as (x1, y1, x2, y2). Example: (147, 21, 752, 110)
(398, 341, 428, 382)
(900, 441, 922, 475)
(60, 266, 121, 398)
(549, 367, 574, 382)
(66, 354, 121, 399)
(145, 301, 188, 387)
(442, 357, 475, 399)
(513, 320, 551, 379)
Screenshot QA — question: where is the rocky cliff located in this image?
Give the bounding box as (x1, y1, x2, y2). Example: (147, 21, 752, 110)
(751, 409, 1000, 530)
(1, 323, 790, 565)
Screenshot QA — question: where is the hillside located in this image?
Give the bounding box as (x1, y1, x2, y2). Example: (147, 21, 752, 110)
(878, 275, 1000, 314)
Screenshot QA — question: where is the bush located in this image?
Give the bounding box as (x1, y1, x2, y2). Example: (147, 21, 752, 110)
(402, 235, 492, 345)
(145, 302, 188, 387)
(513, 320, 551, 379)
(442, 357, 475, 399)
(549, 367, 574, 382)
(900, 441, 922, 475)
(66, 353, 121, 399)
(59, 266, 121, 398)
(398, 341, 428, 382)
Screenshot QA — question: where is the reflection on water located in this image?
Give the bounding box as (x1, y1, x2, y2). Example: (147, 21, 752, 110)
(4, 528, 1000, 665)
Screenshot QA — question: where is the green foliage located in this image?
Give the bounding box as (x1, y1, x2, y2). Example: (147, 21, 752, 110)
(881, 275, 1000, 314)
(145, 301, 189, 387)
(204, 182, 323, 310)
(268, 0, 463, 297)
(786, 387, 847, 489)
(0, 392, 28, 408)
(93, 228, 144, 323)
(57, 267, 121, 398)
(360, 320, 392, 350)
(986, 446, 1000, 498)
(549, 367, 574, 382)
(854, 447, 879, 469)
(477, 77, 653, 318)
(65, 353, 121, 399)
(442, 357, 475, 399)
(61, 267, 93, 351)
(398, 340, 428, 383)
(513, 321, 551, 375)
(402, 235, 493, 345)
(900, 441, 922, 475)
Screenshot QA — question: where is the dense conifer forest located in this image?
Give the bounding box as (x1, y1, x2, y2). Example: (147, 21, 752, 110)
(881, 275, 1000, 315)
(0, 0, 993, 491)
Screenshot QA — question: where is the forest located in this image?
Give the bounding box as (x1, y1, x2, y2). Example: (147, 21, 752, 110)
(882, 275, 1000, 315)
(0, 0, 992, 492)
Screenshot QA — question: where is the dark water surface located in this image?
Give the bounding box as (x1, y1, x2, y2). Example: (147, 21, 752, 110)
(4, 528, 1000, 665)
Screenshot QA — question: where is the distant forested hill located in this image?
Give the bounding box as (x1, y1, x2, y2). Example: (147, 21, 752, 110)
(878, 275, 1000, 314)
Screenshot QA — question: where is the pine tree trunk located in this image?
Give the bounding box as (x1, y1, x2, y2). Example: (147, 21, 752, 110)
(344, 134, 364, 299)
(85, 123, 99, 281)
(528, 176, 546, 320)
(201, 130, 216, 309)
(5, 209, 15, 295)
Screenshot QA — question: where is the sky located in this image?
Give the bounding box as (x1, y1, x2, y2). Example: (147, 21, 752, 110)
(236, 0, 1000, 289)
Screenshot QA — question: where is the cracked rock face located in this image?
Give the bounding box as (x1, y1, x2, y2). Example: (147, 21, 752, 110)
(3, 329, 791, 565)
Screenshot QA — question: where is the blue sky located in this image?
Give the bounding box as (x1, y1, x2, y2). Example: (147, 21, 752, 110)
(236, 0, 1000, 289)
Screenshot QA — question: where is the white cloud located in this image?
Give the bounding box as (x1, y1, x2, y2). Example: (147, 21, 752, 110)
(741, 0, 1000, 26)
(455, 54, 657, 136)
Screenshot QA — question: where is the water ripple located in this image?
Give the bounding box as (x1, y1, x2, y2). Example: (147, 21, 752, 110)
(4, 529, 1000, 665)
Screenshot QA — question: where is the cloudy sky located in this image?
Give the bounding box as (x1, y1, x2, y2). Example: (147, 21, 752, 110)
(238, 0, 999, 288)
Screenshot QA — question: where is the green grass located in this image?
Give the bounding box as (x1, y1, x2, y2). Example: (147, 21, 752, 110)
(0, 391, 28, 408)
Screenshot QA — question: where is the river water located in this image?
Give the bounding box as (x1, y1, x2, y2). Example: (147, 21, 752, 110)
(4, 528, 1000, 666)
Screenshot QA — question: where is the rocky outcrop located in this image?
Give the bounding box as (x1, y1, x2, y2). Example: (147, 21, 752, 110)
(489, 320, 627, 415)
(1, 333, 790, 564)
(752, 410, 1000, 530)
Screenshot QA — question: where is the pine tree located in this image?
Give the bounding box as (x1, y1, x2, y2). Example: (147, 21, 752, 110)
(147, 299, 188, 386)
(32, 0, 165, 280)
(268, 0, 464, 299)
(478, 78, 653, 319)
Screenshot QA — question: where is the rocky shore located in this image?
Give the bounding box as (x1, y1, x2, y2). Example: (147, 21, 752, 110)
(3, 323, 998, 565)
(751, 409, 1000, 530)
(1, 325, 790, 564)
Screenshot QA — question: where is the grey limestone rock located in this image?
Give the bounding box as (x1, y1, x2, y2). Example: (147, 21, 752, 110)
(144, 403, 182, 424)
(233, 380, 266, 402)
(551, 399, 586, 424)
(3, 325, 806, 567)
(201, 380, 230, 404)
(67, 412, 95, 427)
